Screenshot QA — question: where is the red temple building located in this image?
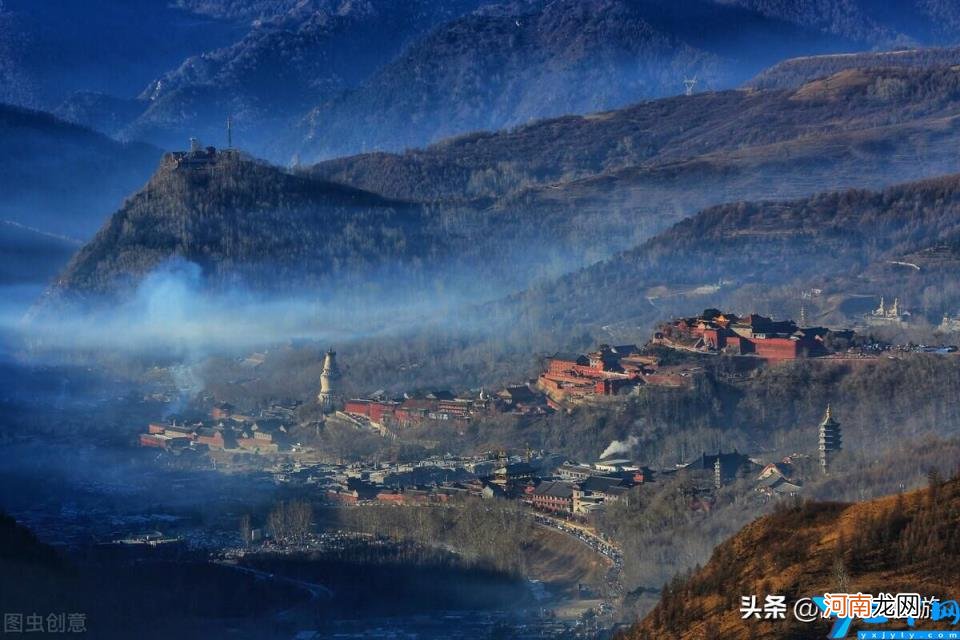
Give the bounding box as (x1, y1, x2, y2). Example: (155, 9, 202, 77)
(655, 309, 831, 361)
(538, 345, 644, 404)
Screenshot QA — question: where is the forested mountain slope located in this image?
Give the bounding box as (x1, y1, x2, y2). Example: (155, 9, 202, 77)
(44, 153, 435, 303)
(511, 172, 960, 337)
(629, 477, 960, 639)
(117, 0, 487, 154)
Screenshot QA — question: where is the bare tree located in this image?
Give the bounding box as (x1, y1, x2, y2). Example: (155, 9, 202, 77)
(268, 500, 314, 544)
(239, 513, 252, 546)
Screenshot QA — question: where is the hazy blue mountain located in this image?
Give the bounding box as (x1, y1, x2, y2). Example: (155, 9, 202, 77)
(95, 0, 933, 161)
(38, 147, 610, 316)
(309, 66, 960, 205)
(52, 91, 147, 137)
(43, 152, 443, 304)
(287, 0, 960, 161)
(0, 221, 79, 287)
(0, 104, 161, 238)
(720, 0, 960, 47)
(0, 0, 245, 110)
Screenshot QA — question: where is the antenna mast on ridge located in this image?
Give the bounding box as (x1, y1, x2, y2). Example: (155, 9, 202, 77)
(683, 76, 698, 96)
(226, 116, 233, 149)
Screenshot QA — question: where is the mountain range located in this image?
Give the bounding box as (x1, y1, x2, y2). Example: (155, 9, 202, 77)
(113, 0, 490, 157)
(14, 3, 960, 339)
(724, 0, 960, 46)
(12, 0, 960, 164)
(310, 64, 960, 203)
(35, 147, 615, 321)
(289, 0, 845, 161)
(311, 64, 960, 276)
(36, 64, 960, 332)
(35, 156, 960, 349)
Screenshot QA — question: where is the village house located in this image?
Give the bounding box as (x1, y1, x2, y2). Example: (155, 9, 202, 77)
(163, 138, 238, 170)
(210, 402, 234, 420)
(531, 481, 575, 514)
(195, 427, 233, 450)
(139, 432, 176, 448)
(556, 460, 651, 485)
(327, 478, 380, 504)
(435, 482, 471, 500)
(537, 342, 711, 402)
(496, 385, 551, 415)
(757, 474, 803, 496)
(394, 398, 434, 427)
(754, 457, 804, 496)
(572, 475, 631, 514)
(757, 461, 793, 481)
(487, 461, 538, 497)
(139, 411, 291, 454)
(163, 422, 198, 439)
(641, 364, 703, 388)
(344, 398, 401, 426)
(592, 458, 634, 474)
(376, 487, 434, 506)
(259, 401, 302, 420)
(939, 311, 960, 333)
(139, 421, 198, 449)
(558, 463, 596, 482)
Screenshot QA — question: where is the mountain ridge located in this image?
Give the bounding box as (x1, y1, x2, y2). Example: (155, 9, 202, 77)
(309, 65, 960, 204)
(749, 45, 960, 90)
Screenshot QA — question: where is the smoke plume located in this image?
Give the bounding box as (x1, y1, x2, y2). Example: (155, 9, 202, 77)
(600, 435, 639, 459)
